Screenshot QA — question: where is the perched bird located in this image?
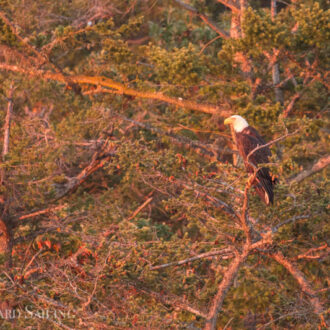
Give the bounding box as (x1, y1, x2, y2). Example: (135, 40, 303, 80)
(224, 115, 276, 205)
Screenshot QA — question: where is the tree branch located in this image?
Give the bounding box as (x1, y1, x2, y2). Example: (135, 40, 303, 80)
(17, 205, 67, 221)
(271, 215, 310, 234)
(204, 247, 249, 330)
(129, 283, 208, 318)
(150, 248, 234, 270)
(2, 85, 15, 160)
(289, 155, 330, 184)
(0, 63, 232, 116)
(246, 129, 299, 164)
(52, 134, 116, 201)
(119, 114, 233, 162)
(216, 0, 240, 13)
(173, 0, 229, 39)
(127, 197, 153, 221)
(268, 252, 328, 327)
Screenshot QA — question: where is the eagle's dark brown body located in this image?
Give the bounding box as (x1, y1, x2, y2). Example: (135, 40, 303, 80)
(235, 126, 276, 205)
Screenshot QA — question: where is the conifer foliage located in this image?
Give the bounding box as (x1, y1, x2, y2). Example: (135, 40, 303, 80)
(0, 0, 328, 328)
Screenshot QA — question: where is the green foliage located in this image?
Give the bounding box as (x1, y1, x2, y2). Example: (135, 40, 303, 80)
(0, 0, 328, 329)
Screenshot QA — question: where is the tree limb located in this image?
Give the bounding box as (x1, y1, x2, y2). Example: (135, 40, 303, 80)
(2, 85, 15, 160)
(289, 155, 330, 184)
(268, 252, 328, 327)
(17, 205, 67, 221)
(129, 283, 208, 318)
(246, 129, 299, 164)
(150, 248, 234, 270)
(0, 63, 232, 116)
(216, 0, 240, 13)
(173, 0, 229, 39)
(204, 247, 249, 330)
(127, 197, 153, 221)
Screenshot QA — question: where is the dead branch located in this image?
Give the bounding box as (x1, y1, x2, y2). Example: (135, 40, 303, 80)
(283, 90, 304, 118)
(18, 204, 67, 221)
(0, 63, 232, 116)
(296, 243, 328, 260)
(271, 215, 310, 233)
(204, 246, 249, 330)
(127, 197, 153, 221)
(53, 135, 116, 201)
(2, 85, 15, 160)
(175, 179, 240, 220)
(0, 11, 64, 76)
(150, 248, 234, 270)
(268, 251, 328, 327)
(130, 283, 208, 318)
(173, 0, 229, 39)
(289, 155, 330, 184)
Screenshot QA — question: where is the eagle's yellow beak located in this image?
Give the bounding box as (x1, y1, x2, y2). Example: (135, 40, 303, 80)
(224, 117, 233, 125)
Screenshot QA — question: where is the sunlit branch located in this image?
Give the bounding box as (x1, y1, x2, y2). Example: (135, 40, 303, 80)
(0, 63, 232, 116)
(150, 248, 234, 270)
(130, 283, 208, 318)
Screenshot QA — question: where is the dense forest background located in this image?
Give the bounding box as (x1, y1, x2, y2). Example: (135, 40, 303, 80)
(0, 0, 329, 328)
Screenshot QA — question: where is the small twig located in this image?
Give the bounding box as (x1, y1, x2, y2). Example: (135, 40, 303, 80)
(246, 129, 299, 164)
(199, 36, 222, 55)
(150, 248, 234, 270)
(127, 197, 153, 221)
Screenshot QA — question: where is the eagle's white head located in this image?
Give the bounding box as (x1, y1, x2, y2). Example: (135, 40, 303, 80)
(224, 115, 249, 133)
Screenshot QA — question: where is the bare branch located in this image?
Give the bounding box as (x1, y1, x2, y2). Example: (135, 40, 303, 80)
(127, 197, 153, 221)
(268, 252, 328, 327)
(173, 0, 229, 39)
(283, 91, 304, 118)
(204, 247, 249, 330)
(296, 243, 328, 260)
(150, 248, 234, 270)
(271, 215, 310, 233)
(130, 283, 208, 318)
(18, 204, 67, 221)
(246, 129, 299, 164)
(289, 155, 330, 184)
(53, 135, 116, 201)
(2, 85, 15, 160)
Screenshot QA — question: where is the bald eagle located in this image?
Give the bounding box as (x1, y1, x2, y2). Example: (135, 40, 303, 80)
(224, 115, 276, 205)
